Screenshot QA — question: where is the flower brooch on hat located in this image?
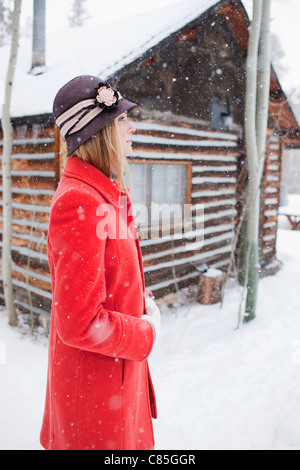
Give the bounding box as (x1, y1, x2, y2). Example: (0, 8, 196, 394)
(94, 82, 120, 110)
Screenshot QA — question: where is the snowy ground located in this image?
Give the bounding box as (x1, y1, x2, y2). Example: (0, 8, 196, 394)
(1, 222, 300, 450)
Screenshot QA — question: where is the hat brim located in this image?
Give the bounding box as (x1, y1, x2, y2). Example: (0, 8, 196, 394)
(65, 98, 136, 156)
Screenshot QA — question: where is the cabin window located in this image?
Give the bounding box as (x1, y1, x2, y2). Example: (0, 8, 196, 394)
(128, 160, 191, 235)
(210, 97, 230, 130)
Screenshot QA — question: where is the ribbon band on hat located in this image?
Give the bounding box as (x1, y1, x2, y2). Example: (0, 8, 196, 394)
(56, 89, 123, 138)
(56, 98, 97, 137)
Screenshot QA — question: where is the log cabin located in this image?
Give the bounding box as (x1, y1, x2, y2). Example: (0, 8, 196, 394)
(0, 0, 299, 318)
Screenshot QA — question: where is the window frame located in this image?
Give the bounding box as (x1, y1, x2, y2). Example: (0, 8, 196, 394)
(128, 158, 192, 239)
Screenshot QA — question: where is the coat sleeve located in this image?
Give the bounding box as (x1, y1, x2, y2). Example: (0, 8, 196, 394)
(48, 186, 154, 362)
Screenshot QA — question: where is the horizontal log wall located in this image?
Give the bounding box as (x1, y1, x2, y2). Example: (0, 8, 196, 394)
(130, 119, 241, 298)
(0, 118, 280, 313)
(261, 135, 282, 265)
(0, 121, 57, 317)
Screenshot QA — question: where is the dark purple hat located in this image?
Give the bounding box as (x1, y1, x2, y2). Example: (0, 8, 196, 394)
(53, 75, 137, 156)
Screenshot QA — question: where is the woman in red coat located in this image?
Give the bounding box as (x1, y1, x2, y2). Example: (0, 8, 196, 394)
(40, 75, 160, 451)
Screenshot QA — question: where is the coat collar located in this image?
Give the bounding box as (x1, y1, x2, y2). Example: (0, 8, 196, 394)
(62, 156, 122, 208)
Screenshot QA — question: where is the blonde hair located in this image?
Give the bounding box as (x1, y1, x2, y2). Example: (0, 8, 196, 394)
(72, 118, 130, 193)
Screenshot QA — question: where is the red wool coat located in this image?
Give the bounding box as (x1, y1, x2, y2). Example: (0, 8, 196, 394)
(40, 156, 157, 450)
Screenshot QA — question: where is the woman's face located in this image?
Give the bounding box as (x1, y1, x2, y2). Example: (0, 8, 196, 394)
(117, 112, 136, 157)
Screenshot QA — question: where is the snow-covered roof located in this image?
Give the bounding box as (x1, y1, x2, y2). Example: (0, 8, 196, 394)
(0, 0, 297, 129)
(0, 0, 220, 118)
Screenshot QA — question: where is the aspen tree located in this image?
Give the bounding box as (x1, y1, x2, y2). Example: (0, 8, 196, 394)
(1, 0, 22, 326)
(243, 0, 272, 322)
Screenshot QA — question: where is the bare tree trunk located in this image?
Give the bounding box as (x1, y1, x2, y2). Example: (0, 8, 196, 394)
(243, 0, 262, 322)
(1, 0, 22, 326)
(68, 0, 89, 28)
(244, 0, 272, 322)
(256, 0, 272, 176)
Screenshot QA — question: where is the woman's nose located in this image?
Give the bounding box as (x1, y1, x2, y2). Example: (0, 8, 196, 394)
(129, 122, 136, 134)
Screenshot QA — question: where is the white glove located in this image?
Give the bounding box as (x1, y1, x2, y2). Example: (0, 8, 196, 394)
(141, 297, 161, 343)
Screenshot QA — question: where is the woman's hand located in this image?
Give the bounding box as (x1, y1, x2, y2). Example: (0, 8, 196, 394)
(141, 297, 161, 343)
